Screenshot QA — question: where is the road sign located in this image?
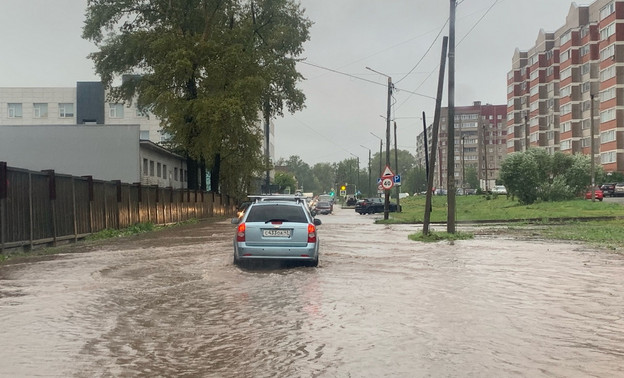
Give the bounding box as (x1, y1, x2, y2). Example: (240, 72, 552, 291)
(381, 165, 395, 178)
(340, 190, 346, 196)
(381, 177, 394, 190)
(377, 178, 382, 184)
(393, 175, 401, 184)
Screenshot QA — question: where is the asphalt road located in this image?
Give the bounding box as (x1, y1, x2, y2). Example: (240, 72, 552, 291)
(1, 207, 623, 377)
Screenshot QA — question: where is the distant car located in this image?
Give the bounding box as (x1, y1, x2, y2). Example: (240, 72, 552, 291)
(612, 183, 624, 197)
(314, 201, 333, 215)
(232, 200, 321, 267)
(355, 197, 398, 214)
(492, 185, 507, 194)
(600, 183, 616, 197)
(398, 192, 409, 199)
(585, 187, 604, 201)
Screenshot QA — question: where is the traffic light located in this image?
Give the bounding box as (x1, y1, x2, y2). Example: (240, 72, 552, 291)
(340, 185, 346, 191)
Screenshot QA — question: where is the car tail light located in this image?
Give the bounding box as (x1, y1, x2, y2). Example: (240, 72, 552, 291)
(237, 223, 246, 242)
(307, 223, 317, 243)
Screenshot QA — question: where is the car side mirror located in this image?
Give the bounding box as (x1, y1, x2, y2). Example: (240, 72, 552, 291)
(314, 218, 322, 226)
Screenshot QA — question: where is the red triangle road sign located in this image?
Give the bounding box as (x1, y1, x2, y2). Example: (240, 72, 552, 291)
(381, 165, 395, 178)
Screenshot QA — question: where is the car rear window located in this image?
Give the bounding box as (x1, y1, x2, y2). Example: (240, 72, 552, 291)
(246, 204, 308, 223)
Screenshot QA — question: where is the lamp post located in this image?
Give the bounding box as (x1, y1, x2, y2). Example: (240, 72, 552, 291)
(360, 145, 372, 197)
(370, 132, 383, 183)
(461, 135, 465, 194)
(366, 66, 393, 220)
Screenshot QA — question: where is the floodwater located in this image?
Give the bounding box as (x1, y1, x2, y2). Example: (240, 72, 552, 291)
(1, 206, 623, 377)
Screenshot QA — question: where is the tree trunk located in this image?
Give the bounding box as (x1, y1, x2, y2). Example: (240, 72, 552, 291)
(210, 153, 221, 193)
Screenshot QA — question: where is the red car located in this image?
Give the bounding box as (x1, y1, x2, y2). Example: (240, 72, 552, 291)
(585, 188, 604, 201)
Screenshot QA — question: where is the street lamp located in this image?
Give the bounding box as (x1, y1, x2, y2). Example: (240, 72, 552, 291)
(366, 66, 393, 220)
(370, 132, 383, 180)
(360, 145, 372, 197)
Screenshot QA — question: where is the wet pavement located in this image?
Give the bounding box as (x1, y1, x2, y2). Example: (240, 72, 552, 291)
(1, 206, 624, 377)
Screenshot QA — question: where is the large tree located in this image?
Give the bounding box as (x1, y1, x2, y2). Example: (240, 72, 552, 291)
(82, 0, 311, 192)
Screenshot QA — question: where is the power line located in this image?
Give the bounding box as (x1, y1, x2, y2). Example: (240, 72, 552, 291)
(301, 61, 436, 100)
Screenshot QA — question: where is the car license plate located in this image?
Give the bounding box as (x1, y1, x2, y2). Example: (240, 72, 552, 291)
(262, 229, 291, 237)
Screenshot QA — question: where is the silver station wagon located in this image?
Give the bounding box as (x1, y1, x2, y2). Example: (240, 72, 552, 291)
(232, 199, 322, 267)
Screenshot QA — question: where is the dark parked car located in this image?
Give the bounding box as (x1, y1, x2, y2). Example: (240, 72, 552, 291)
(614, 183, 624, 197)
(355, 197, 398, 214)
(601, 183, 616, 197)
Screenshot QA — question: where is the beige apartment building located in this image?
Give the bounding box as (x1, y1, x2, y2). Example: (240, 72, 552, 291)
(416, 101, 507, 191)
(507, 0, 623, 173)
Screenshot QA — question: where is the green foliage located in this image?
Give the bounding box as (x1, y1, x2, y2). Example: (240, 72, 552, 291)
(465, 166, 479, 190)
(274, 171, 296, 193)
(408, 230, 474, 242)
(87, 222, 157, 240)
(500, 149, 596, 204)
(83, 0, 311, 194)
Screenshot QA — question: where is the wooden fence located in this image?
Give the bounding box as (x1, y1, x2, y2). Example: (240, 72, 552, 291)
(0, 162, 236, 252)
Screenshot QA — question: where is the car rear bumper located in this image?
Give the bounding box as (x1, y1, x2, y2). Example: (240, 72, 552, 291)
(234, 243, 319, 261)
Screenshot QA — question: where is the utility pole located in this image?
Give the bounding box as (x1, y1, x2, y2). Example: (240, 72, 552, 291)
(360, 145, 372, 197)
(263, 100, 271, 194)
(447, 0, 457, 233)
(461, 135, 465, 194)
(370, 132, 383, 184)
(483, 124, 489, 191)
(423, 36, 449, 235)
(422, 112, 429, 182)
(394, 121, 400, 211)
(366, 67, 393, 220)
(590, 93, 595, 201)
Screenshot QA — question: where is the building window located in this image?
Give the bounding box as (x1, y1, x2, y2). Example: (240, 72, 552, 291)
(174, 167, 178, 181)
(149, 160, 154, 176)
(7, 103, 22, 118)
(582, 119, 590, 129)
(33, 103, 48, 118)
(560, 139, 572, 150)
(157, 162, 161, 178)
(583, 100, 591, 111)
(560, 67, 572, 80)
(600, 66, 616, 81)
(530, 86, 539, 96)
(601, 151, 616, 164)
(561, 104, 572, 115)
(600, 1, 615, 20)
(581, 137, 590, 148)
(600, 108, 616, 123)
(560, 49, 570, 62)
(580, 26, 589, 39)
(530, 69, 539, 80)
(580, 45, 590, 57)
(600, 44, 615, 61)
(561, 121, 572, 133)
(143, 158, 148, 176)
(140, 130, 150, 140)
(109, 103, 124, 118)
(600, 87, 616, 102)
(561, 30, 572, 45)
(601, 129, 616, 143)
(163, 164, 167, 179)
(600, 23, 616, 40)
(59, 103, 74, 118)
(581, 63, 590, 75)
(560, 85, 571, 97)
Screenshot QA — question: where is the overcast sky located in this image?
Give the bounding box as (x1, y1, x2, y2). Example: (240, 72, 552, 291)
(1, 0, 579, 167)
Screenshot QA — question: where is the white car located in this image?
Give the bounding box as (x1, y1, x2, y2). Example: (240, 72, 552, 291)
(492, 185, 507, 194)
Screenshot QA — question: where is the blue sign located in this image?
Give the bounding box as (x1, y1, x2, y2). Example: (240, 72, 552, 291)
(393, 175, 401, 183)
(377, 178, 382, 184)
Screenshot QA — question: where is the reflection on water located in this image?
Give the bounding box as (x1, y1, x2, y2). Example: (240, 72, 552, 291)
(1, 210, 624, 377)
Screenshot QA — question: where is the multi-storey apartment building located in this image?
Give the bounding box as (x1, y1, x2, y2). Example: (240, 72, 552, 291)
(507, 0, 622, 173)
(416, 101, 507, 191)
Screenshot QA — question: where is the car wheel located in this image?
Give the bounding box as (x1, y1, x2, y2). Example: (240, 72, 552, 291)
(599, 198, 603, 201)
(307, 257, 319, 267)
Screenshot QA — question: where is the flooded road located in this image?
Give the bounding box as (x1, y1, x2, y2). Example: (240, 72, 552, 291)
(1, 206, 624, 377)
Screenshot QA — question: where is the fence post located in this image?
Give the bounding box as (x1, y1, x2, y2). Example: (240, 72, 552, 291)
(0, 162, 6, 253)
(136, 183, 142, 224)
(43, 170, 57, 247)
(82, 176, 94, 234)
(114, 180, 122, 230)
(72, 177, 78, 242)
